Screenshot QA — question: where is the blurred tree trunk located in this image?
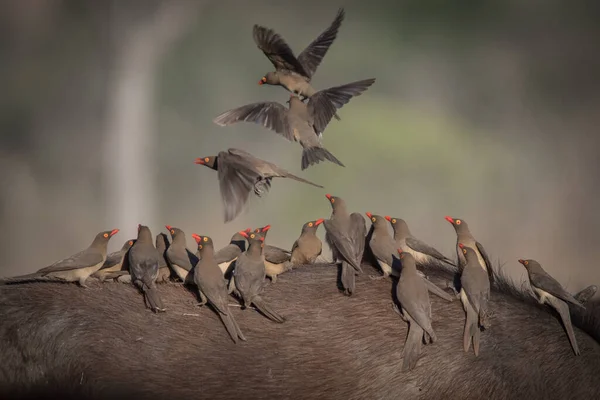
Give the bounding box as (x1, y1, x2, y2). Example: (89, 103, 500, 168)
(103, 0, 206, 238)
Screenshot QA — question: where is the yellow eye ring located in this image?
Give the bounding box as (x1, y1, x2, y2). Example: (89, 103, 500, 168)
(524, 260, 529, 266)
(392, 218, 396, 224)
(456, 220, 462, 225)
(204, 157, 209, 162)
(103, 233, 108, 238)
(198, 244, 203, 249)
(331, 198, 335, 203)
(128, 241, 133, 245)
(170, 229, 175, 234)
(250, 234, 255, 239)
(203, 237, 208, 242)
(371, 217, 376, 222)
(308, 222, 313, 227)
(462, 249, 467, 255)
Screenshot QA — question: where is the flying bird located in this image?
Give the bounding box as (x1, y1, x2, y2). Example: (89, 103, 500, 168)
(194, 148, 323, 223)
(213, 79, 375, 170)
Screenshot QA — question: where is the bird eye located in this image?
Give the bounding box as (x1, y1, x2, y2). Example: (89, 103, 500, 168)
(371, 217, 376, 222)
(250, 234, 255, 239)
(198, 244, 203, 249)
(204, 157, 209, 162)
(330, 198, 335, 203)
(103, 233, 108, 238)
(170, 229, 175, 234)
(392, 218, 396, 223)
(456, 220, 462, 225)
(524, 260, 529, 266)
(308, 222, 313, 227)
(203, 237, 208, 242)
(128, 241, 133, 245)
(463, 249, 467, 255)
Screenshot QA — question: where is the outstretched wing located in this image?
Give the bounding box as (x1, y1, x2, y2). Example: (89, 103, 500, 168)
(213, 102, 293, 141)
(297, 8, 345, 78)
(217, 152, 261, 223)
(309, 78, 376, 134)
(253, 25, 309, 77)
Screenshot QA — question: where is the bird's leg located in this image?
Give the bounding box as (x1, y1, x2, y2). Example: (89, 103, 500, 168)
(269, 274, 278, 284)
(197, 290, 208, 307)
(78, 277, 90, 288)
(253, 177, 272, 197)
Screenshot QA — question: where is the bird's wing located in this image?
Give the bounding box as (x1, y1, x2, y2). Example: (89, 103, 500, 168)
(297, 8, 345, 78)
(218, 152, 261, 223)
(253, 24, 310, 77)
(530, 270, 584, 308)
(405, 237, 448, 261)
(323, 219, 361, 271)
(264, 245, 291, 263)
(213, 101, 294, 141)
(38, 250, 104, 273)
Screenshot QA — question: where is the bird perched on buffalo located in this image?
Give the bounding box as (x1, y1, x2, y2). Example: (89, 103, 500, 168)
(129, 224, 166, 313)
(192, 234, 246, 344)
(155, 232, 173, 283)
(518, 258, 584, 355)
(165, 225, 198, 284)
(290, 219, 324, 265)
(231, 226, 285, 323)
(92, 238, 135, 282)
(322, 194, 366, 295)
(213, 78, 375, 170)
(194, 148, 323, 223)
(386, 216, 455, 269)
(1, 229, 119, 287)
(214, 229, 251, 276)
(254, 8, 345, 110)
(253, 226, 293, 283)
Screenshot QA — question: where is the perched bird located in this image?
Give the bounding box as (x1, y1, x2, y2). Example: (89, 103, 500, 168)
(290, 219, 324, 265)
(232, 227, 285, 323)
(92, 238, 135, 282)
(395, 250, 436, 372)
(445, 216, 494, 284)
(365, 212, 401, 280)
(254, 8, 345, 105)
(213, 78, 376, 170)
(459, 244, 491, 357)
(165, 225, 198, 284)
(192, 234, 246, 344)
(1, 229, 119, 287)
(194, 148, 323, 223)
(518, 258, 584, 355)
(253, 226, 293, 283)
(129, 225, 165, 313)
(155, 232, 173, 283)
(323, 194, 366, 296)
(386, 216, 455, 269)
(214, 229, 251, 276)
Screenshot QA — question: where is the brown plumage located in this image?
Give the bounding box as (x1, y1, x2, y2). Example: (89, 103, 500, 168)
(128, 225, 165, 313)
(194, 148, 323, 223)
(290, 219, 324, 265)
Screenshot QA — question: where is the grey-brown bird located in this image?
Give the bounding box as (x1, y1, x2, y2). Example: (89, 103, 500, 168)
(253, 225, 293, 283)
(92, 238, 135, 282)
(192, 234, 246, 344)
(386, 216, 455, 269)
(232, 227, 285, 323)
(323, 194, 366, 296)
(165, 225, 198, 284)
(213, 78, 376, 170)
(518, 258, 584, 355)
(129, 224, 165, 313)
(290, 219, 324, 265)
(459, 244, 491, 357)
(2, 229, 119, 287)
(395, 250, 436, 371)
(194, 148, 323, 223)
(445, 216, 494, 284)
(214, 229, 251, 276)
(155, 232, 172, 283)
(255, 8, 345, 106)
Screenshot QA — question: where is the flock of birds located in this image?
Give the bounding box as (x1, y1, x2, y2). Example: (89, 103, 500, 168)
(1, 8, 590, 372)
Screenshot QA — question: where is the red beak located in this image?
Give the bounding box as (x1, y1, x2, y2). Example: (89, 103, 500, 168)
(365, 212, 373, 219)
(110, 229, 119, 236)
(239, 231, 249, 238)
(325, 194, 332, 200)
(261, 225, 271, 232)
(397, 248, 403, 254)
(315, 218, 324, 226)
(165, 225, 172, 231)
(444, 216, 454, 224)
(518, 259, 525, 265)
(458, 243, 464, 249)
(385, 216, 392, 222)
(259, 237, 265, 242)
(191, 234, 201, 244)
(194, 158, 204, 165)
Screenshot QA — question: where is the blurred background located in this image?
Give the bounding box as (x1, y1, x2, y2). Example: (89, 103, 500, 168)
(1, 0, 599, 292)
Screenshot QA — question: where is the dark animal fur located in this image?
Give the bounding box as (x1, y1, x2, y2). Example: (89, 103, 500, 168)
(0, 261, 599, 399)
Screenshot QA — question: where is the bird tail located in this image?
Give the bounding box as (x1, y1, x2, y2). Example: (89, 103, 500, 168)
(547, 296, 580, 355)
(401, 317, 424, 372)
(463, 304, 481, 356)
(0, 273, 57, 285)
(478, 299, 492, 330)
(218, 311, 247, 343)
(301, 146, 345, 170)
(282, 171, 324, 189)
(340, 262, 357, 296)
(143, 286, 166, 313)
(252, 296, 285, 323)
